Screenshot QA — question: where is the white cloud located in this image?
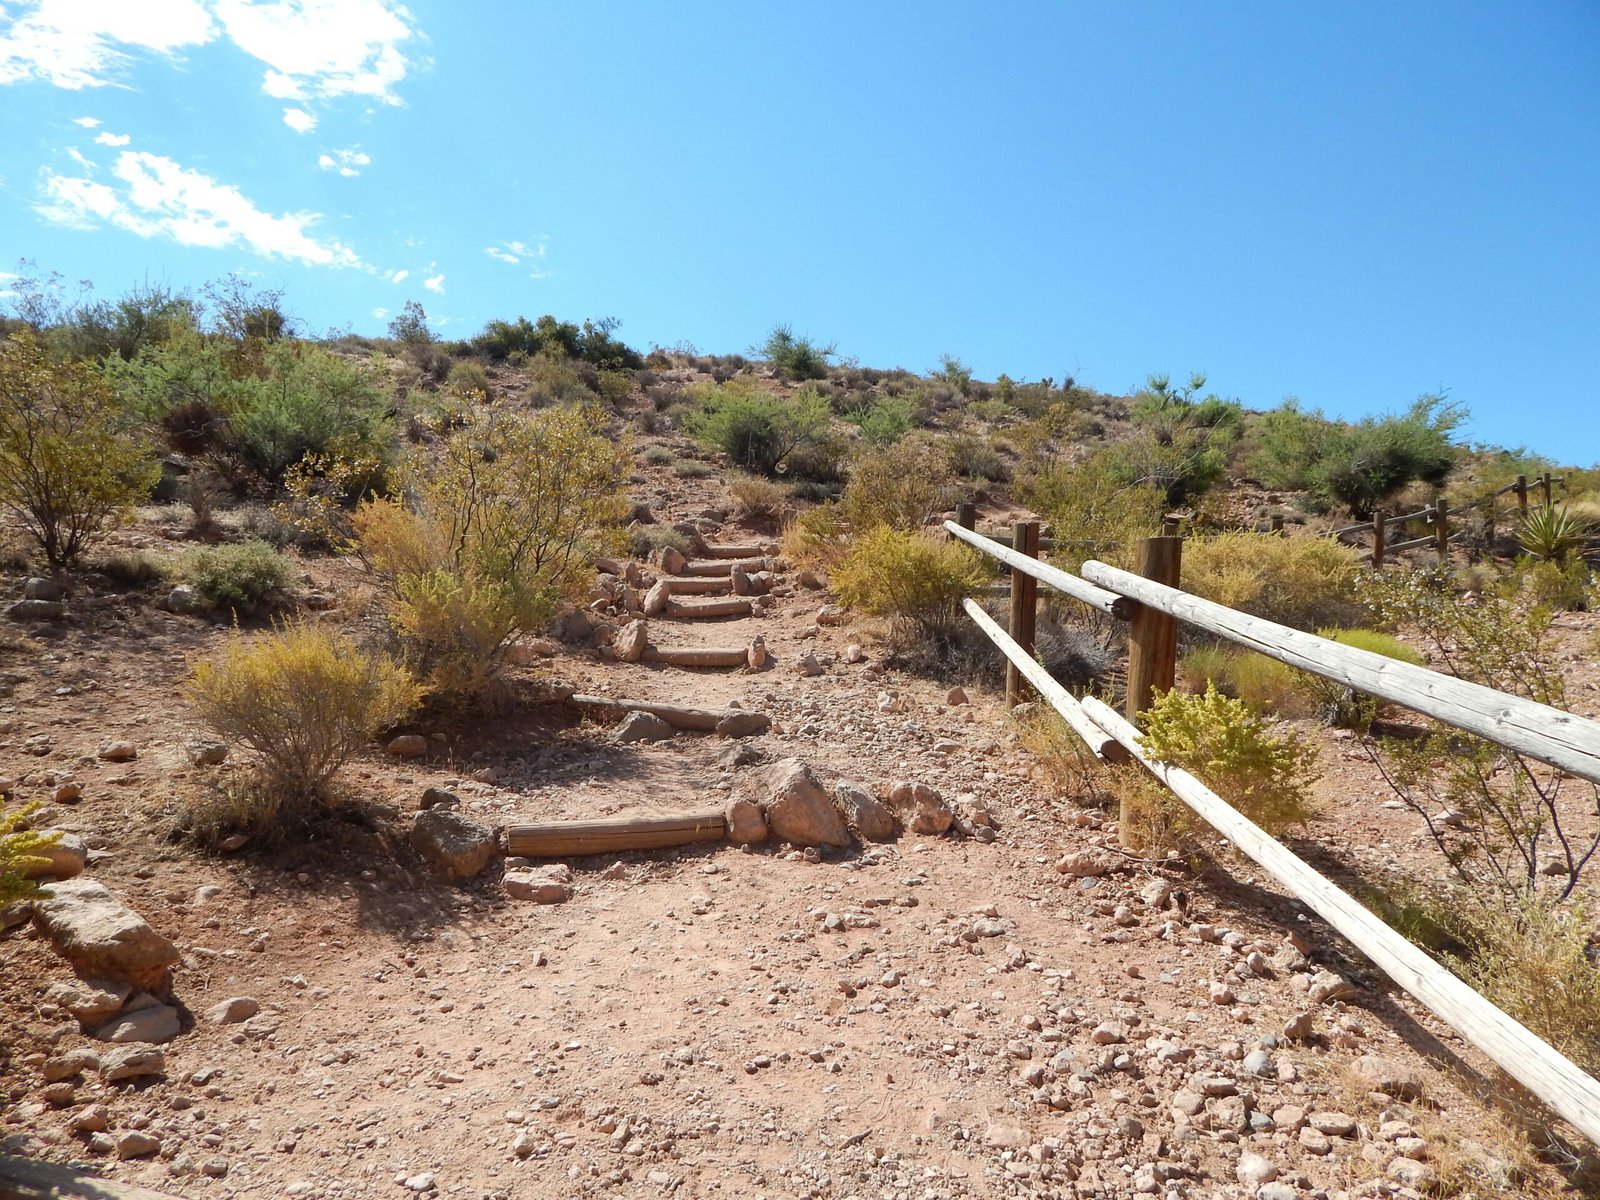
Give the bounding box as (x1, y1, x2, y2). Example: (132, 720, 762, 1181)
(72, 115, 100, 127)
(2, 1, 419, 106)
(422, 272, 443, 293)
(212, 0, 418, 105)
(486, 237, 546, 266)
(92, 130, 128, 146)
(316, 146, 369, 177)
(389, 268, 408, 283)
(1, 0, 217, 89)
(281, 106, 315, 133)
(65, 146, 93, 169)
(485, 245, 518, 264)
(37, 148, 362, 268)
(372, 306, 388, 319)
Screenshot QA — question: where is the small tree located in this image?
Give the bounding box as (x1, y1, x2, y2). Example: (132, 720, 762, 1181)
(0, 332, 157, 567)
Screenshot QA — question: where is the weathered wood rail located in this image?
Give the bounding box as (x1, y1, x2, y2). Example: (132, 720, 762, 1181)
(1332, 472, 1566, 566)
(947, 518, 1600, 1147)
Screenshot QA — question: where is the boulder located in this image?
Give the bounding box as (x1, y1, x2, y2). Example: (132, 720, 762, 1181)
(886, 781, 954, 835)
(724, 797, 768, 845)
(714, 710, 769, 738)
(643, 580, 671, 617)
(99, 1046, 165, 1082)
(6, 599, 66, 620)
(793, 652, 823, 677)
(31, 879, 179, 992)
(22, 832, 87, 879)
(96, 740, 137, 763)
(410, 809, 497, 879)
(613, 619, 647, 663)
(752, 759, 847, 847)
(835, 782, 897, 841)
(386, 734, 428, 758)
(615, 710, 675, 743)
(730, 567, 752, 596)
(946, 686, 969, 706)
(186, 740, 228, 766)
(95, 1003, 181, 1044)
(657, 546, 688, 575)
(165, 585, 208, 614)
(504, 864, 572, 904)
(23, 577, 63, 601)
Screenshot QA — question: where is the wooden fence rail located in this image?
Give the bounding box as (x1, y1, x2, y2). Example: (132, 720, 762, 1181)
(948, 521, 1600, 1146)
(1333, 472, 1566, 567)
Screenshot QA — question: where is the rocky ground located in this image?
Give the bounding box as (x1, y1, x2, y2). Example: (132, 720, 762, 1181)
(3, 444, 1599, 1199)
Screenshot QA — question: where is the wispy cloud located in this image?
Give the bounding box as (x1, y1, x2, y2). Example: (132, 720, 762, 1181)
(1, 1, 420, 105)
(372, 305, 388, 319)
(388, 268, 408, 283)
(316, 146, 370, 177)
(422, 272, 443, 293)
(72, 115, 101, 127)
(38, 147, 362, 268)
(282, 106, 316, 133)
(485, 237, 546, 266)
(92, 130, 129, 146)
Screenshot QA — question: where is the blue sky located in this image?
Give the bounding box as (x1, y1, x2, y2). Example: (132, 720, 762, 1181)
(2, 1, 1597, 463)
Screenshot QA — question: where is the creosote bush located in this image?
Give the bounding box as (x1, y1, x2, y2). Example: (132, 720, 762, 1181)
(1138, 683, 1319, 834)
(185, 620, 418, 833)
(1178, 644, 1311, 716)
(833, 527, 989, 642)
(1180, 531, 1365, 631)
(354, 405, 627, 704)
(726, 472, 788, 521)
(0, 331, 157, 567)
(683, 380, 831, 476)
(1017, 455, 1167, 573)
(757, 324, 834, 380)
(177, 539, 292, 613)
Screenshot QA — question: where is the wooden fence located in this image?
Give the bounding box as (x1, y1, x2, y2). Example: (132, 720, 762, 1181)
(944, 519, 1600, 1146)
(1332, 472, 1564, 566)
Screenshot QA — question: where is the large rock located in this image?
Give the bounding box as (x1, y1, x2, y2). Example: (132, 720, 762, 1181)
(643, 580, 671, 617)
(95, 1003, 181, 1044)
(6, 598, 66, 620)
(410, 809, 497, 879)
(31, 879, 179, 993)
(45, 978, 130, 1025)
(205, 996, 260, 1024)
(835, 782, 897, 841)
(615, 710, 674, 743)
(886, 781, 954, 835)
(613, 619, 647, 663)
(98, 1045, 165, 1082)
(1353, 1055, 1423, 1100)
(23, 577, 63, 601)
(724, 797, 768, 845)
(752, 759, 847, 847)
(714, 710, 769, 738)
(22, 831, 87, 879)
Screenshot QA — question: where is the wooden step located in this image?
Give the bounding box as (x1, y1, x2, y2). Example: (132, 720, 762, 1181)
(660, 576, 733, 595)
(642, 644, 749, 668)
(679, 557, 768, 577)
(697, 543, 776, 559)
(505, 810, 726, 858)
(664, 596, 752, 620)
(568, 694, 768, 732)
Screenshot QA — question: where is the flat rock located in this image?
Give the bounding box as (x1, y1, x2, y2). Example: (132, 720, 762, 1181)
(95, 1003, 181, 1044)
(186, 740, 228, 766)
(1236, 1153, 1278, 1187)
(6, 598, 66, 620)
(96, 740, 137, 762)
(615, 710, 674, 743)
(753, 758, 847, 847)
(410, 809, 497, 879)
(23, 831, 87, 879)
(613, 618, 647, 663)
(835, 782, 896, 841)
(715, 710, 769, 738)
(1354, 1054, 1423, 1099)
(724, 797, 768, 845)
(1308, 968, 1357, 1004)
(44, 978, 130, 1024)
(31, 878, 180, 992)
(1055, 849, 1120, 877)
(205, 996, 260, 1024)
(504, 866, 572, 904)
(98, 1045, 165, 1081)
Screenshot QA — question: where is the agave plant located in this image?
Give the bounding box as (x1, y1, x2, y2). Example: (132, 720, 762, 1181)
(1517, 504, 1594, 563)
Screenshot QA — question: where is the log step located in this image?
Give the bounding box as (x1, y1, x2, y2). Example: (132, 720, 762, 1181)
(567, 694, 769, 732)
(697, 543, 776, 560)
(642, 644, 748, 668)
(664, 596, 753, 619)
(660, 576, 733, 595)
(505, 810, 726, 858)
(678, 557, 768, 577)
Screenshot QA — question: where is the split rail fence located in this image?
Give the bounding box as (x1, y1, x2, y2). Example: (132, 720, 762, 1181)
(944, 517, 1600, 1147)
(1331, 471, 1564, 566)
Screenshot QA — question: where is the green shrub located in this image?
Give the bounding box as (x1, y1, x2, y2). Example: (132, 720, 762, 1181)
(843, 396, 914, 446)
(1180, 532, 1365, 630)
(1505, 556, 1594, 612)
(840, 439, 955, 534)
(471, 314, 640, 368)
(834, 526, 990, 641)
(1246, 400, 1337, 491)
(1516, 504, 1593, 563)
(0, 330, 158, 567)
(1017, 453, 1167, 573)
(1178, 645, 1310, 716)
(642, 446, 675, 466)
(947, 433, 1008, 482)
(185, 620, 418, 832)
(727, 471, 788, 520)
(757, 324, 834, 380)
(354, 405, 627, 703)
(178, 539, 292, 612)
(1301, 627, 1426, 728)
(525, 347, 595, 407)
(1313, 395, 1465, 516)
(1139, 682, 1319, 833)
(683, 381, 831, 475)
(1, 800, 61, 906)
(447, 358, 491, 400)
(1097, 428, 1227, 505)
(627, 524, 689, 560)
(673, 460, 713, 479)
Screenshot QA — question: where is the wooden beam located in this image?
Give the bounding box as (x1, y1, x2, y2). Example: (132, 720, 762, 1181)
(695, 543, 775, 560)
(659, 576, 734, 595)
(943, 521, 1134, 619)
(1006, 520, 1041, 709)
(1079, 560, 1600, 786)
(1, 1155, 188, 1200)
(677, 557, 768, 578)
(1076, 696, 1600, 1150)
(663, 596, 753, 619)
(505, 810, 726, 858)
(960, 599, 1127, 763)
(567, 694, 768, 732)
(640, 645, 749, 668)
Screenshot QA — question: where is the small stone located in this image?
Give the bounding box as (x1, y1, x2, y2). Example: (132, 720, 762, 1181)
(1298, 1126, 1331, 1154)
(165, 585, 207, 614)
(409, 809, 497, 879)
(42, 1048, 101, 1081)
(96, 740, 137, 763)
(205, 996, 260, 1024)
(504, 867, 572, 905)
(746, 636, 767, 670)
(834, 782, 896, 842)
(1055, 849, 1118, 878)
(68, 1103, 111, 1132)
(886, 781, 954, 836)
(844, 644, 864, 664)
(1235, 1153, 1278, 1187)
(613, 618, 647, 663)
(386, 734, 428, 758)
(419, 787, 459, 810)
(754, 758, 847, 847)
(793, 652, 823, 677)
(1209, 981, 1234, 1005)
(186, 740, 229, 767)
(1308, 969, 1357, 1004)
(945, 686, 969, 706)
(615, 710, 675, 743)
(724, 797, 768, 845)
(8, 598, 67, 620)
(403, 1172, 437, 1192)
(44, 979, 129, 1025)
(116, 1131, 162, 1159)
(54, 781, 83, 804)
(1242, 1049, 1273, 1077)
(1281, 1011, 1316, 1041)
(1388, 1157, 1435, 1188)
(1353, 1054, 1423, 1099)
(23, 831, 87, 879)
(1309, 1110, 1357, 1137)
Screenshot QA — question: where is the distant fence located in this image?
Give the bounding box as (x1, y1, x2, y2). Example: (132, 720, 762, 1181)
(1331, 472, 1565, 567)
(946, 518, 1600, 1146)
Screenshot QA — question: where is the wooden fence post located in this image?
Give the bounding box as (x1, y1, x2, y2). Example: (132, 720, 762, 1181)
(1372, 509, 1386, 568)
(1516, 474, 1528, 514)
(956, 502, 976, 533)
(1122, 534, 1182, 849)
(1541, 472, 1554, 508)
(1435, 497, 1450, 562)
(1005, 521, 1041, 709)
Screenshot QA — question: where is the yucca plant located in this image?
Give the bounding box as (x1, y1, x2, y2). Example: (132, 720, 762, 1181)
(1518, 504, 1593, 563)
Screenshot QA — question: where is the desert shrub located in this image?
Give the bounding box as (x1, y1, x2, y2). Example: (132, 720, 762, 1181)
(1138, 682, 1319, 833)
(1098, 428, 1227, 505)
(185, 620, 417, 828)
(1015, 708, 1108, 803)
(1180, 532, 1365, 631)
(524, 347, 595, 407)
(1, 800, 61, 906)
(61, 282, 198, 362)
(471, 314, 640, 368)
(1314, 395, 1465, 517)
(947, 433, 1008, 482)
(95, 550, 163, 586)
(354, 405, 627, 703)
(596, 368, 635, 408)
(177, 540, 292, 613)
(843, 396, 913, 446)
(627, 525, 689, 560)
(1178, 645, 1310, 716)
(1299, 627, 1426, 728)
(447, 359, 491, 400)
(642, 446, 675, 466)
(840, 439, 955, 534)
(756, 324, 834, 380)
(1517, 504, 1593, 563)
(0, 331, 157, 567)
(683, 381, 831, 475)
(938, 596, 1116, 691)
(833, 527, 990, 641)
(727, 472, 788, 520)
(1505, 556, 1594, 612)
(673, 460, 713, 479)
(1018, 454, 1167, 573)
(1247, 400, 1337, 490)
